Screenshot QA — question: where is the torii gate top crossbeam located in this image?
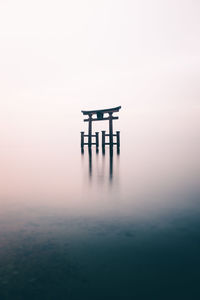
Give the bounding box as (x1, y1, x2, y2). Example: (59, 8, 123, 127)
(81, 106, 121, 115)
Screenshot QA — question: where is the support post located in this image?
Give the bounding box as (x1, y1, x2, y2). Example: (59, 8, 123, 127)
(81, 131, 84, 148)
(102, 146, 105, 155)
(88, 114, 92, 147)
(109, 113, 113, 146)
(95, 132, 99, 148)
(88, 147, 92, 177)
(109, 145, 113, 181)
(102, 131, 106, 147)
(116, 131, 120, 148)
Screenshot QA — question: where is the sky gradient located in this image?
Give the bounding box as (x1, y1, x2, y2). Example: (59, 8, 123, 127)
(0, 0, 199, 147)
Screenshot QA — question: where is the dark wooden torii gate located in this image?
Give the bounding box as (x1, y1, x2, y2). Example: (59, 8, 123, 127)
(81, 106, 121, 148)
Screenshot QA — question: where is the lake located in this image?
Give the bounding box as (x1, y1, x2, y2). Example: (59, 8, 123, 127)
(0, 119, 200, 299)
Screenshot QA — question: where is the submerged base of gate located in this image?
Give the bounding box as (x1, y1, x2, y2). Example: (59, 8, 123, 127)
(80, 131, 120, 148)
(101, 131, 120, 147)
(81, 132, 99, 148)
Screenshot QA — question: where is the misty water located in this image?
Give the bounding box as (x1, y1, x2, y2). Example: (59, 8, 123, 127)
(0, 116, 200, 300)
(1, 0, 200, 298)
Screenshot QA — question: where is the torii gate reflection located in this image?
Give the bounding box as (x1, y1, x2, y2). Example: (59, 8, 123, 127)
(81, 146, 120, 183)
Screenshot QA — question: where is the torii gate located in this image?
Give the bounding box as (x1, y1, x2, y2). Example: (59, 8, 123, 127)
(81, 106, 121, 148)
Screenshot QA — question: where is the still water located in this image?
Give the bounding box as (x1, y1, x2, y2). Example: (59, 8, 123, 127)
(0, 127, 200, 299)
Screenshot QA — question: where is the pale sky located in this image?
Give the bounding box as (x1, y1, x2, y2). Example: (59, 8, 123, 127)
(0, 0, 199, 146)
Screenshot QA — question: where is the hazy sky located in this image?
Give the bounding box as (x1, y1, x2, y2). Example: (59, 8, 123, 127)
(0, 0, 199, 145)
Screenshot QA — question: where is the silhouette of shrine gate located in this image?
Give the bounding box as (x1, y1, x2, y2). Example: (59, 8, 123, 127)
(81, 106, 121, 149)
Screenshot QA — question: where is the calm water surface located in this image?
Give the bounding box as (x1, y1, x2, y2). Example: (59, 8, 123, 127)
(0, 131, 200, 299)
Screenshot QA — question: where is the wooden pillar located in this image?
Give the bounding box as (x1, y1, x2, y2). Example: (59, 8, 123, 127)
(109, 145, 113, 181)
(88, 114, 92, 147)
(95, 132, 99, 148)
(102, 130, 105, 147)
(102, 145, 105, 155)
(88, 147, 92, 177)
(109, 113, 113, 146)
(116, 131, 120, 148)
(81, 131, 84, 148)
